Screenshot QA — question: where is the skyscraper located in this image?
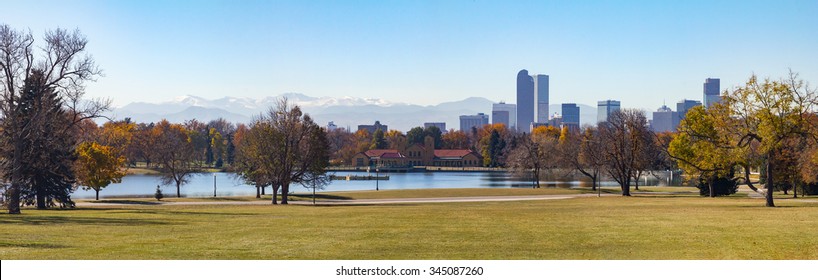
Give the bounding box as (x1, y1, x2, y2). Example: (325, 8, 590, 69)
(459, 113, 489, 132)
(561, 103, 580, 130)
(703, 78, 721, 108)
(516, 70, 534, 133)
(597, 100, 621, 123)
(534, 74, 549, 123)
(492, 102, 517, 129)
(423, 122, 446, 132)
(676, 99, 702, 121)
(651, 105, 679, 132)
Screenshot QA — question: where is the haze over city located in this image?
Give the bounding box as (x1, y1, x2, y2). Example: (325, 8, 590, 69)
(4, 0, 816, 110)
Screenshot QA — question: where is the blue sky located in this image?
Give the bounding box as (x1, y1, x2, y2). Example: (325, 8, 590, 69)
(4, 0, 817, 110)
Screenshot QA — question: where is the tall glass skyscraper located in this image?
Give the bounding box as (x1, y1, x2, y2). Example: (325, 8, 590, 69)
(534, 74, 549, 124)
(516, 70, 535, 133)
(676, 99, 702, 121)
(703, 78, 721, 108)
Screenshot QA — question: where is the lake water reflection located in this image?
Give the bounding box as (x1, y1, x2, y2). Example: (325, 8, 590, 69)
(70, 171, 629, 199)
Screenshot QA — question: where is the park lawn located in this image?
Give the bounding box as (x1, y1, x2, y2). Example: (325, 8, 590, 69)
(2, 195, 818, 259)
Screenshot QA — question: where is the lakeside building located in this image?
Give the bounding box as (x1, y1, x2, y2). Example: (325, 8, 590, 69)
(459, 113, 489, 132)
(423, 122, 446, 132)
(597, 100, 620, 123)
(492, 102, 517, 130)
(357, 121, 388, 134)
(703, 78, 721, 108)
(352, 136, 482, 168)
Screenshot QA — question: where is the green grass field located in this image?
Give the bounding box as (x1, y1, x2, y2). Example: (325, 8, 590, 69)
(2, 187, 817, 260)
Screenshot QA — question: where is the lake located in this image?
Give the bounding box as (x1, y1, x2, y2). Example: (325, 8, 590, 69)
(70, 170, 673, 199)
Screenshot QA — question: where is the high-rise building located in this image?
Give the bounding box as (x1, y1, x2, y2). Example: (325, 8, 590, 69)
(327, 121, 338, 132)
(357, 121, 387, 134)
(561, 103, 580, 130)
(534, 74, 549, 124)
(597, 100, 621, 123)
(516, 70, 535, 133)
(703, 78, 721, 108)
(492, 102, 517, 129)
(459, 113, 489, 132)
(676, 99, 702, 121)
(423, 122, 446, 132)
(651, 105, 679, 132)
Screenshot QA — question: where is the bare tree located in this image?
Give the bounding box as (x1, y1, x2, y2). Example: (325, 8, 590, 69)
(598, 109, 650, 196)
(1, 25, 107, 213)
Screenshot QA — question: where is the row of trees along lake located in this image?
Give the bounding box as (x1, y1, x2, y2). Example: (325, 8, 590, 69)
(2, 25, 818, 214)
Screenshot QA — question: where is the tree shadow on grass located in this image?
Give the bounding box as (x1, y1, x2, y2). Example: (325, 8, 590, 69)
(0, 241, 70, 249)
(90, 200, 162, 205)
(289, 193, 353, 200)
(0, 215, 177, 226)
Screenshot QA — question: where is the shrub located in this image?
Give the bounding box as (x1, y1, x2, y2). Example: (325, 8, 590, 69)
(154, 186, 164, 201)
(697, 176, 738, 196)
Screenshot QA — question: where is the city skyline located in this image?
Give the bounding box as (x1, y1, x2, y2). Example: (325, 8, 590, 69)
(3, 1, 816, 110)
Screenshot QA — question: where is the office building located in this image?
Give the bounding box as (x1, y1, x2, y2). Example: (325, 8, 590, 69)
(423, 122, 446, 132)
(492, 102, 517, 129)
(703, 78, 721, 108)
(652, 105, 679, 132)
(676, 99, 702, 121)
(516, 70, 535, 133)
(597, 100, 621, 123)
(357, 121, 388, 134)
(459, 113, 489, 132)
(561, 103, 580, 130)
(534, 74, 549, 123)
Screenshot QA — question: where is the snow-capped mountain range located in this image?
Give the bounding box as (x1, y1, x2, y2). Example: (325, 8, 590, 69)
(112, 93, 597, 132)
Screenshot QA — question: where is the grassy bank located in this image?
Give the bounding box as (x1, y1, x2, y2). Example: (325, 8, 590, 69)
(3, 191, 817, 259)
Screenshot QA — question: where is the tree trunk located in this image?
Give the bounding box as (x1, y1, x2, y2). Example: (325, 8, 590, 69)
(793, 184, 798, 198)
(634, 176, 640, 191)
(708, 176, 715, 198)
(281, 183, 289, 204)
(261, 186, 266, 195)
(7, 136, 24, 214)
(36, 192, 46, 209)
(176, 181, 181, 198)
(255, 184, 261, 199)
(622, 178, 631, 196)
(96, 189, 100, 201)
(271, 184, 279, 204)
(765, 153, 775, 207)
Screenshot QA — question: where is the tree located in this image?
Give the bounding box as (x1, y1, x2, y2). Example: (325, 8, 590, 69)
(560, 126, 603, 191)
(598, 109, 651, 196)
(153, 120, 199, 197)
(508, 130, 560, 188)
(385, 129, 407, 150)
(406, 127, 426, 145)
(1, 25, 107, 213)
(423, 126, 443, 148)
(369, 128, 387, 149)
(721, 73, 818, 207)
(250, 99, 330, 204)
(483, 129, 505, 167)
(442, 129, 469, 149)
(232, 119, 274, 198)
(74, 142, 127, 200)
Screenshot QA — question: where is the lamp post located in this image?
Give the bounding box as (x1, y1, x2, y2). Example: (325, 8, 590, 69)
(376, 165, 380, 191)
